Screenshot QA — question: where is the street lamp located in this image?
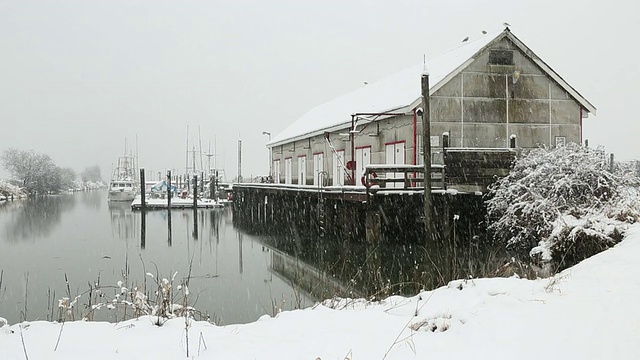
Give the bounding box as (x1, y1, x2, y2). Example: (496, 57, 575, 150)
(262, 131, 272, 179)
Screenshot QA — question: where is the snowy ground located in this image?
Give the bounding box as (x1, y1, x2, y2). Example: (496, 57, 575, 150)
(2, 226, 640, 359)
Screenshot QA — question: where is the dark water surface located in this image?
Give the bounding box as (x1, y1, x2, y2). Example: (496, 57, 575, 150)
(0, 190, 316, 325)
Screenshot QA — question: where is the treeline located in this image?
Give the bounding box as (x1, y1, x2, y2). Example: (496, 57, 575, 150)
(1, 148, 103, 195)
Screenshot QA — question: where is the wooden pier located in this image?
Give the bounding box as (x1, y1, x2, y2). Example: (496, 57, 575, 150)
(232, 148, 515, 243)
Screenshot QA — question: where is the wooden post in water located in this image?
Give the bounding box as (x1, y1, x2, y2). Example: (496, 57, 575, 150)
(209, 175, 214, 200)
(140, 168, 146, 249)
(167, 170, 172, 209)
(421, 69, 434, 245)
(140, 169, 146, 211)
(167, 170, 172, 246)
(365, 210, 381, 245)
(192, 174, 198, 239)
(201, 172, 204, 196)
(193, 174, 198, 208)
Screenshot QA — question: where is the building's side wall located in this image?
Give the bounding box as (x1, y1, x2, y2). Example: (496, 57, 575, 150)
(430, 37, 582, 150)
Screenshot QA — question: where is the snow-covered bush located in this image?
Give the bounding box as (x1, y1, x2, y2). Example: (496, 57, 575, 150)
(486, 143, 640, 267)
(0, 179, 26, 198)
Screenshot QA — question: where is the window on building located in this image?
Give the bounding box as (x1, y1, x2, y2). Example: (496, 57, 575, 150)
(489, 50, 514, 65)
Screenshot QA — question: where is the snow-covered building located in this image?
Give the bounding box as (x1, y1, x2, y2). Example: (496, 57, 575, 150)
(267, 28, 596, 186)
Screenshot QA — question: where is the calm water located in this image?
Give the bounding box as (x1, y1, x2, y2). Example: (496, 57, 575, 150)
(0, 190, 316, 325)
(0, 190, 504, 326)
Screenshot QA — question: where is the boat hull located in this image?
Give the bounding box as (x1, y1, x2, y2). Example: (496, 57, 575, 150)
(108, 189, 136, 202)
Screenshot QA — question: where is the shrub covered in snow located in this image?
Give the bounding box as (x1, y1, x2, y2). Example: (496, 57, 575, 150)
(0, 179, 25, 198)
(486, 143, 640, 267)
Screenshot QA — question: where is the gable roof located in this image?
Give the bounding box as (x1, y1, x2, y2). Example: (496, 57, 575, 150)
(269, 29, 597, 147)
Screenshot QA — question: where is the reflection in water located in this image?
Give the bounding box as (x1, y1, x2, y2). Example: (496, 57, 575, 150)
(109, 202, 139, 240)
(192, 208, 198, 240)
(238, 232, 243, 274)
(2, 195, 76, 242)
(79, 189, 103, 210)
(260, 226, 507, 302)
(167, 209, 172, 247)
(269, 247, 359, 301)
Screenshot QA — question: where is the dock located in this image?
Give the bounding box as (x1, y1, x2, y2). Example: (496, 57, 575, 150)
(131, 196, 224, 210)
(232, 148, 516, 243)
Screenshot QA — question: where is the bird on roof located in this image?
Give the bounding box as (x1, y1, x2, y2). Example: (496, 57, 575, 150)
(503, 22, 511, 27)
(462, 36, 469, 42)
(482, 30, 487, 34)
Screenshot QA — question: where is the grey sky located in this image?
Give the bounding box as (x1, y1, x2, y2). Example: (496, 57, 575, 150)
(0, 0, 636, 181)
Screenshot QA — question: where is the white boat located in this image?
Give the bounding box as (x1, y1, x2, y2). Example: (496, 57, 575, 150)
(108, 154, 138, 202)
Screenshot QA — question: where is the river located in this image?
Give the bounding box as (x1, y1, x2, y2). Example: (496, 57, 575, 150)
(0, 190, 319, 325)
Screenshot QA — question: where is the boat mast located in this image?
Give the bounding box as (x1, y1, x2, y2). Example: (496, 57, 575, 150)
(198, 126, 204, 176)
(185, 125, 189, 177)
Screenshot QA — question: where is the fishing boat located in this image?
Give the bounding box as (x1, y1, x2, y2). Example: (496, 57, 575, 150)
(108, 154, 138, 202)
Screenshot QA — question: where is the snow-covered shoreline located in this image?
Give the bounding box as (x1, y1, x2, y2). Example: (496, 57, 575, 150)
(2, 225, 639, 359)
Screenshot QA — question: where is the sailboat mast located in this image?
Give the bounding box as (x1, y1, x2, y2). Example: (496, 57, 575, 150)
(198, 126, 204, 176)
(192, 146, 197, 174)
(185, 125, 189, 176)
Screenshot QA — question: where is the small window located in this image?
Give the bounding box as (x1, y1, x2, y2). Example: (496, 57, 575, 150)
(555, 136, 566, 147)
(489, 50, 514, 65)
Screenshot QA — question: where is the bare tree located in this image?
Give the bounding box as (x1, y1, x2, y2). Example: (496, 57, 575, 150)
(2, 148, 59, 195)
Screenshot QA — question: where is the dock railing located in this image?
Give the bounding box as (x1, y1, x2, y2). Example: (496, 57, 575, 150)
(362, 164, 446, 193)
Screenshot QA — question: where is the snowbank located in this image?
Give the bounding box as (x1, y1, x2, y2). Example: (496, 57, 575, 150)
(2, 226, 640, 359)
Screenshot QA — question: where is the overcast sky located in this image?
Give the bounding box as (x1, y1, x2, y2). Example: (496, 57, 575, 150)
(0, 0, 637, 181)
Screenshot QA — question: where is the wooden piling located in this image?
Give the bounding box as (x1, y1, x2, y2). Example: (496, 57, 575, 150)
(193, 174, 198, 239)
(167, 170, 172, 246)
(365, 210, 381, 245)
(167, 170, 172, 209)
(209, 175, 214, 200)
(140, 169, 146, 211)
(421, 71, 434, 245)
(193, 174, 198, 208)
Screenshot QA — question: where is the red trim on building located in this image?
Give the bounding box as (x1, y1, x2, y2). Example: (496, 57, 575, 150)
(384, 140, 406, 146)
(413, 109, 418, 165)
(355, 145, 372, 150)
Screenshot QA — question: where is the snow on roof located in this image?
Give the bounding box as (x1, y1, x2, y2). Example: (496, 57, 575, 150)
(268, 30, 503, 147)
(269, 28, 597, 147)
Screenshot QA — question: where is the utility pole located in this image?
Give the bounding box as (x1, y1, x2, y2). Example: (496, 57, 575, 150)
(421, 69, 433, 245)
(237, 139, 242, 183)
(350, 114, 356, 185)
(262, 131, 271, 178)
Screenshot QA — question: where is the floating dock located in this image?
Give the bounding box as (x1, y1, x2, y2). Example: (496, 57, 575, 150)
(131, 196, 224, 210)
